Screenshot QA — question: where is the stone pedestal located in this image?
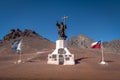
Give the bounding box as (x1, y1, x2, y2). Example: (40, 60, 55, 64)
(47, 40, 75, 65)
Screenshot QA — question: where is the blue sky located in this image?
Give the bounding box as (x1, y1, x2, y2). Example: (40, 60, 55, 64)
(0, 0, 120, 42)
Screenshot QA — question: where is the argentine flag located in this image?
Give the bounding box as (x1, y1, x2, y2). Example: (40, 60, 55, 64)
(11, 39, 22, 51)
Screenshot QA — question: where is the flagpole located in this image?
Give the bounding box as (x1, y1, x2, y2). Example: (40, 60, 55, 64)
(20, 50, 22, 63)
(101, 41, 104, 61)
(17, 39, 23, 64)
(100, 41, 106, 65)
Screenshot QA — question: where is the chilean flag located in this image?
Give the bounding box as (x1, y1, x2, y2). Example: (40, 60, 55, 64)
(91, 41, 101, 48)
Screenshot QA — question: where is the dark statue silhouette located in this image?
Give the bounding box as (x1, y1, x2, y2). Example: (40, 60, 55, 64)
(56, 22, 67, 40)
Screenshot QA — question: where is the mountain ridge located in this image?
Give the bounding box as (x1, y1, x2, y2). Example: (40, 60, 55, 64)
(0, 29, 120, 54)
(68, 34, 120, 54)
(0, 29, 55, 54)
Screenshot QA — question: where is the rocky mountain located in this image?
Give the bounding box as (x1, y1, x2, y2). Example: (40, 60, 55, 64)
(0, 29, 55, 54)
(68, 34, 120, 54)
(103, 40, 120, 54)
(0, 29, 120, 54)
(3, 29, 43, 41)
(68, 34, 94, 48)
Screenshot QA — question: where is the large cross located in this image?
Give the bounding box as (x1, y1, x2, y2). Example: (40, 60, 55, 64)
(62, 16, 68, 25)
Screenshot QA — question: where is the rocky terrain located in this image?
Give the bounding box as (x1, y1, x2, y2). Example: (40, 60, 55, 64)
(68, 34, 94, 48)
(0, 28, 54, 53)
(0, 29, 120, 80)
(68, 34, 120, 54)
(1, 29, 120, 54)
(103, 40, 120, 54)
(0, 46, 120, 80)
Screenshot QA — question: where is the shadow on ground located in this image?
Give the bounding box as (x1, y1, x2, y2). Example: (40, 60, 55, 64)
(75, 57, 89, 64)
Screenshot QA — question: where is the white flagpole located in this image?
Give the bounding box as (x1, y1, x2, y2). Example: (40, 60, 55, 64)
(100, 41, 107, 65)
(101, 41, 104, 61)
(19, 50, 22, 63)
(17, 40, 23, 64)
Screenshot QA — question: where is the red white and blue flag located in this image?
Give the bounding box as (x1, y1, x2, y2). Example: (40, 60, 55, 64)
(91, 41, 101, 48)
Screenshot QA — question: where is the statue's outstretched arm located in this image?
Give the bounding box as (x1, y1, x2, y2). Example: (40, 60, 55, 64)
(56, 22, 61, 29)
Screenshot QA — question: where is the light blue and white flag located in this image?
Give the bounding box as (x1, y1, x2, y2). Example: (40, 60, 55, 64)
(11, 39, 22, 51)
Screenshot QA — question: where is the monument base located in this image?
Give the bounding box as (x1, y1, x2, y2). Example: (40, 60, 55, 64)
(47, 40, 75, 65)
